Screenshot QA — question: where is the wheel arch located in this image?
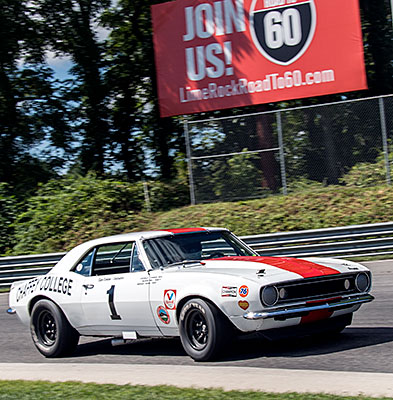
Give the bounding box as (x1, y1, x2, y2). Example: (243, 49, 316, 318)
(176, 295, 237, 331)
(28, 296, 75, 329)
(28, 295, 56, 315)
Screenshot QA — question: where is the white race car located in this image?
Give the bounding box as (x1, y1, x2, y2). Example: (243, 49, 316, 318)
(8, 228, 374, 361)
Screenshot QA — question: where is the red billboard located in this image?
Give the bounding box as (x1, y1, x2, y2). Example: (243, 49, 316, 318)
(152, 0, 367, 117)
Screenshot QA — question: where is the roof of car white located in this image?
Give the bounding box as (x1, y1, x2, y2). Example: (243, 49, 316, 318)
(51, 227, 227, 272)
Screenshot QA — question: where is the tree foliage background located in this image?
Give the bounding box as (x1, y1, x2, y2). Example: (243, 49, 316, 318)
(1, 0, 392, 193)
(0, 0, 393, 254)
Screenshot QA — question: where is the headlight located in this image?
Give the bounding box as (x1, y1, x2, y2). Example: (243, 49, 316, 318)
(261, 285, 279, 307)
(355, 272, 370, 292)
(279, 287, 288, 300)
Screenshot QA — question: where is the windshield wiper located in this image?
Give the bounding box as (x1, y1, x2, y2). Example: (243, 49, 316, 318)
(166, 259, 203, 268)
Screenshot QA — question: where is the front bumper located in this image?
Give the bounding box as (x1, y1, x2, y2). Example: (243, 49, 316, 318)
(243, 293, 374, 320)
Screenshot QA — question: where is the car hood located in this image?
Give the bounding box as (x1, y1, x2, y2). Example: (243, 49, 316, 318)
(177, 256, 367, 284)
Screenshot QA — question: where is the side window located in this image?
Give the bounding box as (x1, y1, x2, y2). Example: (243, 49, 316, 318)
(131, 245, 145, 272)
(92, 242, 133, 276)
(74, 250, 95, 276)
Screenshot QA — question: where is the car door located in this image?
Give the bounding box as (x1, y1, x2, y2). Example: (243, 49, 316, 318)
(74, 241, 160, 336)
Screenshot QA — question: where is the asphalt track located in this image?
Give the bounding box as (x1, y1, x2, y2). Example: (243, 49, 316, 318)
(1, 260, 393, 396)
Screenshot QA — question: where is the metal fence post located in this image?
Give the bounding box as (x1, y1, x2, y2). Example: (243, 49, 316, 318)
(142, 181, 151, 212)
(391, 0, 393, 31)
(379, 97, 391, 186)
(184, 117, 196, 205)
(276, 111, 288, 195)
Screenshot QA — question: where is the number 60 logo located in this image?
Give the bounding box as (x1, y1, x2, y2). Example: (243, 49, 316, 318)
(250, 0, 316, 66)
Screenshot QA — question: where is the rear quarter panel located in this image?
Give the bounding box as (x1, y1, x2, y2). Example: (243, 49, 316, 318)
(9, 273, 81, 328)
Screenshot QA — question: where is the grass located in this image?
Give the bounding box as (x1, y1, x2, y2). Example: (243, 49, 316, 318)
(148, 185, 393, 236)
(0, 381, 391, 400)
(7, 184, 393, 255)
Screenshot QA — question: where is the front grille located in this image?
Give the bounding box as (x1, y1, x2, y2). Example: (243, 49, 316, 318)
(266, 272, 371, 306)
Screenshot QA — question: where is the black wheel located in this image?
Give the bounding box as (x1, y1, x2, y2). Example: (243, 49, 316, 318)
(316, 313, 353, 339)
(179, 298, 229, 361)
(327, 313, 353, 335)
(30, 299, 79, 358)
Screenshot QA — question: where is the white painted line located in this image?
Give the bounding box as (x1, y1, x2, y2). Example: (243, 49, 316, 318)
(1, 363, 393, 397)
(363, 259, 393, 264)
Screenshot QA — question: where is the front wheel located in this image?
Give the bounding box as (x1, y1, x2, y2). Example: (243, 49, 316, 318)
(179, 298, 229, 361)
(30, 299, 79, 357)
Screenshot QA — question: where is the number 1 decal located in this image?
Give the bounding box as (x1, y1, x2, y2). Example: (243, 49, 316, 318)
(107, 285, 122, 320)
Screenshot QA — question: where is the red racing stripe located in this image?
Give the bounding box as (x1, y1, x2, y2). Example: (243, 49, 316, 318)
(164, 228, 207, 234)
(211, 256, 340, 278)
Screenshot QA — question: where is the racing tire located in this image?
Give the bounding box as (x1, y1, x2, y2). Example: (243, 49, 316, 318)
(30, 299, 79, 358)
(315, 313, 353, 339)
(326, 313, 353, 335)
(179, 298, 230, 361)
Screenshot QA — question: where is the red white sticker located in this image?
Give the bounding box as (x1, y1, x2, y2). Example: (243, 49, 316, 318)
(157, 306, 171, 324)
(238, 300, 250, 310)
(239, 285, 249, 298)
(164, 289, 177, 310)
(221, 286, 237, 297)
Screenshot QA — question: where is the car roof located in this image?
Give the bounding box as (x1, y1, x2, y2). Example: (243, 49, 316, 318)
(87, 227, 227, 244)
(51, 227, 228, 272)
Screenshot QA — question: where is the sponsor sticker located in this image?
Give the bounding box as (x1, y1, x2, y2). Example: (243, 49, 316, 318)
(221, 286, 237, 297)
(239, 285, 249, 298)
(238, 300, 250, 310)
(164, 289, 177, 310)
(157, 306, 170, 324)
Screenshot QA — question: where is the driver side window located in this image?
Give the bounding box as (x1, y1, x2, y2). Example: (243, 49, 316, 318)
(74, 242, 145, 276)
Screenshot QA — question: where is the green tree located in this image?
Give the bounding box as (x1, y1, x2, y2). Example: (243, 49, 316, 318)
(0, 183, 17, 254)
(0, 0, 70, 195)
(32, 0, 111, 174)
(102, 0, 182, 181)
(360, 0, 393, 96)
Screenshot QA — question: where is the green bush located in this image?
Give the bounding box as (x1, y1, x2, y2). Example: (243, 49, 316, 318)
(340, 148, 392, 187)
(147, 179, 189, 212)
(286, 178, 324, 193)
(8, 174, 393, 255)
(340, 159, 387, 187)
(12, 173, 148, 254)
(0, 183, 17, 255)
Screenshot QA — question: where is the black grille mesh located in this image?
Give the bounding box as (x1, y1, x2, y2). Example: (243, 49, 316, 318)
(269, 272, 370, 305)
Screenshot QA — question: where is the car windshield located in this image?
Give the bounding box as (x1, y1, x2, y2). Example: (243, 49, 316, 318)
(143, 231, 256, 269)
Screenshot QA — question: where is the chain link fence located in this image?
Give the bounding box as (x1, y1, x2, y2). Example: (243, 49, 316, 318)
(184, 94, 393, 204)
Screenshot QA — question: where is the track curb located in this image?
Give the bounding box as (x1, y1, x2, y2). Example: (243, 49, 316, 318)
(1, 363, 393, 397)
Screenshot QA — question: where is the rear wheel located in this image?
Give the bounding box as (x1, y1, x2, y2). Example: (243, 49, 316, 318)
(30, 299, 79, 357)
(179, 298, 230, 361)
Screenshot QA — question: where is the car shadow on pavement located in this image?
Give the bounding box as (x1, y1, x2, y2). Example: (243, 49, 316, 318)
(220, 327, 393, 362)
(73, 336, 186, 358)
(70, 327, 393, 362)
